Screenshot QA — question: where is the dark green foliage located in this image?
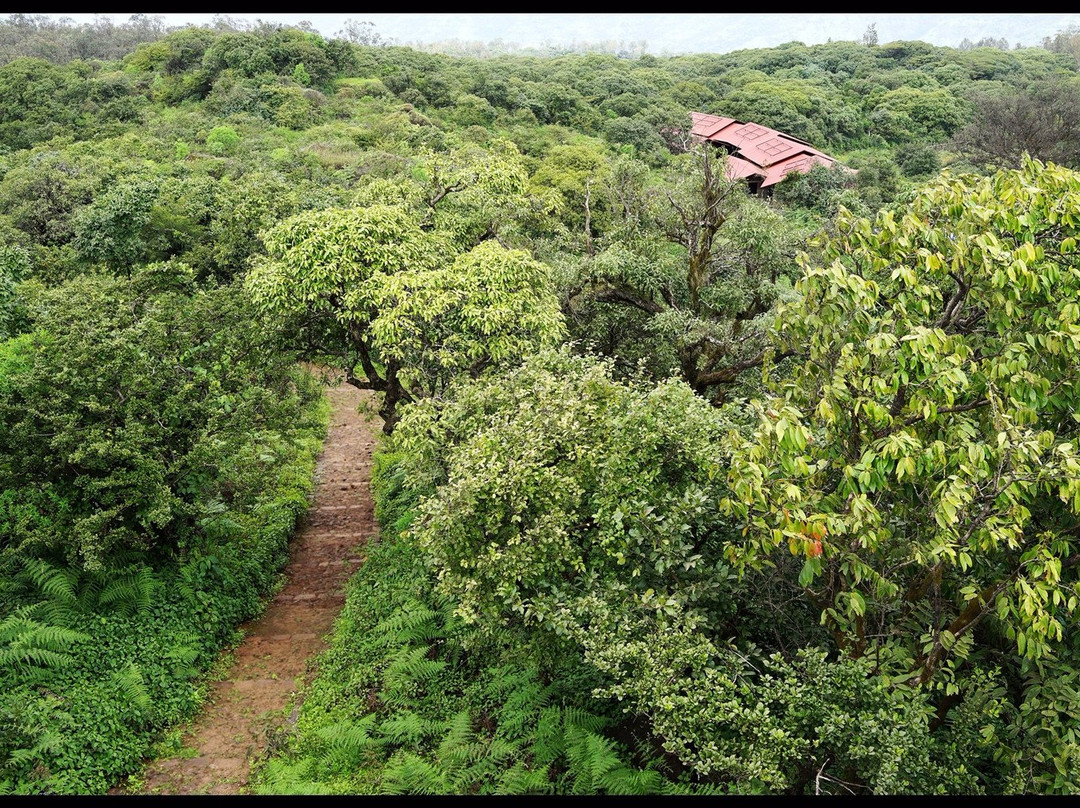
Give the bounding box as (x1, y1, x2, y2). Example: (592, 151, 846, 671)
(0, 245, 29, 339)
(0, 58, 129, 150)
(600, 117, 666, 163)
(0, 149, 107, 248)
(0, 14, 170, 66)
(772, 162, 859, 217)
(198, 27, 356, 89)
(894, 142, 941, 177)
(0, 380, 327, 793)
(0, 268, 329, 792)
(0, 277, 319, 569)
(950, 79, 1080, 169)
(845, 150, 903, 212)
(553, 147, 812, 401)
(71, 177, 159, 271)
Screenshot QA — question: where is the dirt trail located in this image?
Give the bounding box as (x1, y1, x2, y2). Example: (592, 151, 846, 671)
(130, 381, 379, 795)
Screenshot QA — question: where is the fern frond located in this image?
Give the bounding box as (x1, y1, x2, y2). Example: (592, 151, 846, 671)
(0, 610, 87, 679)
(21, 598, 81, 629)
(110, 664, 152, 715)
(256, 758, 335, 795)
(0, 646, 73, 671)
(562, 706, 609, 734)
(481, 664, 536, 701)
(436, 709, 474, 762)
(379, 751, 448, 795)
(599, 765, 666, 795)
(485, 736, 522, 763)
(0, 612, 85, 646)
(97, 566, 158, 617)
(74, 575, 104, 613)
(380, 711, 431, 747)
(382, 646, 447, 702)
(0, 614, 45, 643)
(530, 706, 565, 767)
(316, 716, 381, 770)
(660, 779, 728, 795)
(6, 728, 62, 768)
(443, 741, 491, 773)
(494, 762, 554, 795)
(21, 558, 78, 604)
(164, 631, 202, 678)
(563, 725, 622, 795)
(496, 675, 548, 740)
(432, 593, 463, 635)
(376, 601, 444, 645)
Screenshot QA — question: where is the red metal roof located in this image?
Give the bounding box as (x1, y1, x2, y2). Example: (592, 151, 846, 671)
(761, 154, 834, 188)
(724, 154, 765, 182)
(689, 111, 839, 189)
(689, 112, 739, 140)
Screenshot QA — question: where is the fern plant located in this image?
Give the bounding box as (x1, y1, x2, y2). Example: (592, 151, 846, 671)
(256, 757, 336, 795)
(381, 646, 448, 710)
(96, 566, 158, 618)
(10, 555, 160, 624)
(317, 716, 384, 771)
(0, 608, 87, 683)
(109, 664, 152, 718)
(379, 750, 449, 795)
(0, 687, 73, 793)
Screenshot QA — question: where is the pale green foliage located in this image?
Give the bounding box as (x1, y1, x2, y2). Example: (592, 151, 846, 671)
(247, 203, 565, 429)
(292, 62, 311, 87)
(249, 204, 438, 322)
(721, 157, 1080, 790)
(395, 348, 732, 633)
(204, 124, 240, 154)
(529, 142, 613, 232)
(351, 140, 550, 251)
(371, 240, 565, 395)
(589, 639, 975, 793)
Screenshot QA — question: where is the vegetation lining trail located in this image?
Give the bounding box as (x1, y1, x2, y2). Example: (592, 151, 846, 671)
(132, 380, 379, 795)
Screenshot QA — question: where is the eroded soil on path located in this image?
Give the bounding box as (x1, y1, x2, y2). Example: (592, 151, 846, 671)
(129, 381, 379, 795)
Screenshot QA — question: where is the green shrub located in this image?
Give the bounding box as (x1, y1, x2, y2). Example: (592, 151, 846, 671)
(205, 124, 240, 154)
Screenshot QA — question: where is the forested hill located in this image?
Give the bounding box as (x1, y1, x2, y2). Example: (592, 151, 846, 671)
(1, 19, 1079, 155)
(3, 15, 1080, 796)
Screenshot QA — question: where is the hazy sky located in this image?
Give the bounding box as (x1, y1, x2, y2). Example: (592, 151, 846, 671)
(44, 13, 1080, 54)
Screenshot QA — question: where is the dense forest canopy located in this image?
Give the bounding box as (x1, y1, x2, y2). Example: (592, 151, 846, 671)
(2, 13, 1080, 796)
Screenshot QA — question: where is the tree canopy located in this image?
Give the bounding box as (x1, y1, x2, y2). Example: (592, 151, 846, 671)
(247, 203, 564, 431)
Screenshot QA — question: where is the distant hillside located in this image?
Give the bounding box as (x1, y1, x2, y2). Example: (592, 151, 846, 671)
(368, 13, 1080, 55)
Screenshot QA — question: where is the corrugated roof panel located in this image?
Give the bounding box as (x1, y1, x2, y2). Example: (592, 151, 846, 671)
(757, 137, 794, 157)
(730, 123, 770, 140)
(724, 155, 765, 181)
(761, 154, 833, 187)
(690, 111, 738, 140)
